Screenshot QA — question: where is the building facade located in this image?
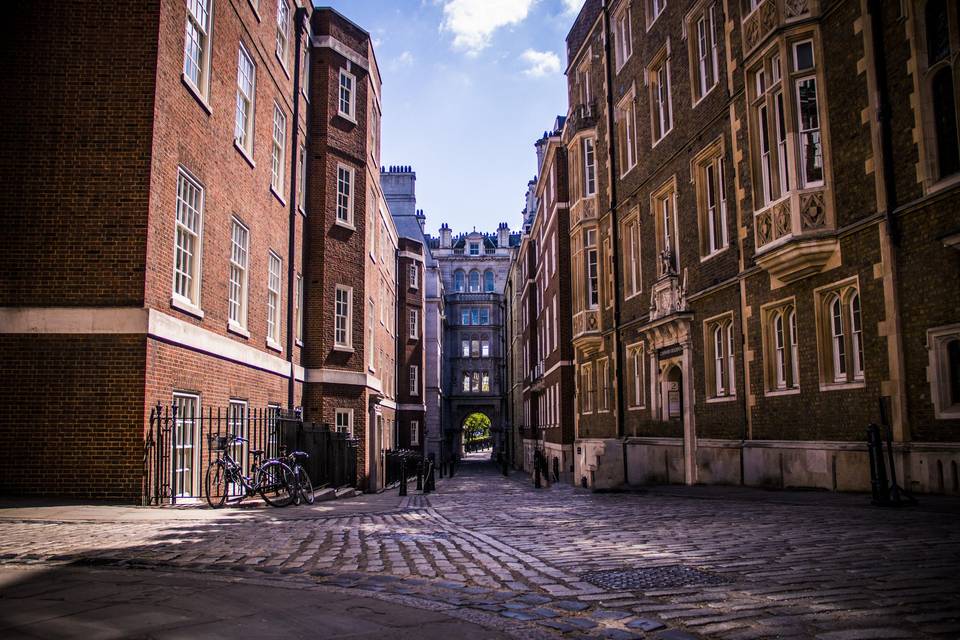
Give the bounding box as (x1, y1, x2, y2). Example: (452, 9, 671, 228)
(505, 121, 578, 481)
(381, 165, 446, 463)
(430, 224, 518, 460)
(0, 2, 409, 498)
(529, 0, 960, 494)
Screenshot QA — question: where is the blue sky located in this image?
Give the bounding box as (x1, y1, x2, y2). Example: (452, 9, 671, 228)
(321, 0, 584, 236)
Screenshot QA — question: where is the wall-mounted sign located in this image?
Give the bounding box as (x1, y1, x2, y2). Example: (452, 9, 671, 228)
(668, 390, 682, 418)
(657, 344, 683, 360)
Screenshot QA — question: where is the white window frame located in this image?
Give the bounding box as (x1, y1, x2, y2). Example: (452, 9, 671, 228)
(334, 285, 353, 349)
(183, 0, 213, 103)
(234, 43, 256, 157)
(228, 218, 249, 333)
(338, 69, 356, 121)
(650, 56, 673, 145)
(409, 309, 419, 340)
(173, 168, 204, 314)
(927, 324, 960, 419)
(335, 408, 354, 436)
(336, 164, 355, 227)
(614, 5, 633, 71)
(583, 137, 597, 196)
(271, 104, 287, 196)
(627, 342, 646, 409)
(617, 91, 638, 175)
(409, 263, 419, 289)
(295, 273, 303, 344)
(172, 392, 200, 497)
(275, 0, 289, 68)
(297, 145, 306, 213)
(410, 365, 419, 395)
(266, 251, 282, 350)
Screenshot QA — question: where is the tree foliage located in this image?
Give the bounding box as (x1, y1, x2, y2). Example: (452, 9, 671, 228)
(462, 412, 491, 442)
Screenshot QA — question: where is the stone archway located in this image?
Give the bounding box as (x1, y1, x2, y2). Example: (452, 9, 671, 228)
(461, 412, 492, 454)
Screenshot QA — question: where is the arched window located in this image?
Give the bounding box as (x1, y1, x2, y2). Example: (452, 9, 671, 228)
(481, 334, 490, 357)
(469, 270, 480, 292)
(471, 335, 480, 357)
(484, 270, 495, 292)
(850, 293, 864, 379)
(462, 373, 470, 392)
(788, 309, 799, 387)
(830, 295, 846, 382)
(714, 324, 727, 395)
(932, 67, 960, 178)
(454, 270, 465, 292)
(774, 311, 786, 389)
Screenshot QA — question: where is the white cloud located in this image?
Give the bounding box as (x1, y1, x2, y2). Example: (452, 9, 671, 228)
(521, 49, 561, 77)
(390, 51, 415, 69)
(441, 0, 537, 56)
(562, 0, 585, 15)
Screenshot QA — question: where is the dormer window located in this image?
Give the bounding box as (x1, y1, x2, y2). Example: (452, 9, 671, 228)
(469, 242, 480, 256)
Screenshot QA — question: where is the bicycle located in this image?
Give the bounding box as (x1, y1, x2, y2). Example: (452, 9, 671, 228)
(286, 450, 314, 505)
(205, 434, 297, 508)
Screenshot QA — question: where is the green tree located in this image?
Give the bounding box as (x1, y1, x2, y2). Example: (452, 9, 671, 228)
(462, 413, 491, 443)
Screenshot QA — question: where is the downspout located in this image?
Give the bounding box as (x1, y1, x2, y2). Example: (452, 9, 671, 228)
(285, 8, 306, 412)
(600, 0, 628, 485)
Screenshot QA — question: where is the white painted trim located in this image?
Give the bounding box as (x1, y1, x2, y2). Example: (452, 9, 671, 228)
(397, 403, 427, 412)
(314, 35, 369, 71)
(0, 307, 304, 382)
(398, 251, 425, 263)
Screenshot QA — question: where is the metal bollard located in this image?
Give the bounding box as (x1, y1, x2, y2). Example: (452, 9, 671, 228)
(416, 460, 423, 490)
(399, 457, 408, 496)
(867, 424, 889, 505)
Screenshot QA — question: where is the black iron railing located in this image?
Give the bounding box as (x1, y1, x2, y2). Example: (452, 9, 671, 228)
(383, 449, 422, 488)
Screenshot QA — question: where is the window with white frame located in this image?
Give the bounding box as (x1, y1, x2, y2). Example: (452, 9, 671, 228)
(918, 1, 960, 182)
(266, 252, 282, 347)
(581, 362, 595, 413)
(583, 137, 597, 196)
(705, 316, 736, 398)
(275, 0, 289, 66)
(336, 165, 354, 225)
(481, 335, 490, 357)
(928, 324, 960, 419)
(648, 0, 666, 24)
(410, 420, 420, 446)
(616, 91, 638, 174)
(598, 358, 610, 411)
(454, 270, 465, 292)
(295, 273, 303, 343)
(235, 44, 255, 154)
(585, 228, 599, 309)
(793, 40, 823, 187)
(409, 309, 419, 340)
(183, 0, 212, 99)
(469, 242, 481, 256)
(627, 343, 646, 408)
(613, 4, 632, 70)
(335, 408, 353, 435)
(649, 52, 673, 144)
(228, 219, 248, 329)
(338, 69, 356, 120)
(481, 371, 490, 392)
(816, 282, 863, 386)
(366, 300, 375, 370)
(409, 263, 419, 289)
(690, 2, 719, 103)
(410, 365, 419, 395)
(469, 270, 480, 292)
(462, 373, 470, 392)
(228, 399, 248, 482)
(297, 145, 306, 212)
(622, 214, 641, 298)
(174, 169, 204, 308)
(172, 392, 199, 497)
(335, 285, 352, 348)
(461, 339, 470, 357)
(484, 270, 495, 292)
(652, 178, 679, 275)
(271, 105, 286, 194)
(762, 301, 801, 392)
(694, 141, 729, 257)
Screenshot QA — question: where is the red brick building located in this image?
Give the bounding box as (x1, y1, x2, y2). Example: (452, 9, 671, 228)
(0, 2, 403, 498)
(394, 237, 427, 452)
(512, 0, 960, 494)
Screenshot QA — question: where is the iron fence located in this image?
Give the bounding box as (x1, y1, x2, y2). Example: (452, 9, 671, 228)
(143, 403, 358, 505)
(383, 449, 422, 487)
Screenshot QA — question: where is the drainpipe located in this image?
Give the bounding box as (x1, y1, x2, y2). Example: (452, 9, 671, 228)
(868, 0, 898, 239)
(600, 0, 628, 485)
(285, 8, 307, 412)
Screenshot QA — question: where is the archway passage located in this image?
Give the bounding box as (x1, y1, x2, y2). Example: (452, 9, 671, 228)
(462, 412, 492, 454)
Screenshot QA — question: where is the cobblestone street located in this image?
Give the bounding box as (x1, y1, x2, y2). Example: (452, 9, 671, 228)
(2, 454, 959, 639)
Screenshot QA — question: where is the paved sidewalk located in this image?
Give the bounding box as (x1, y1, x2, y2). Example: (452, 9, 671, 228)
(0, 564, 515, 639)
(2, 457, 959, 639)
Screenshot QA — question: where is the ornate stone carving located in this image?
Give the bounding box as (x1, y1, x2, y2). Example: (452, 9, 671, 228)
(800, 190, 826, 230)
(743, 0, 778, 53)
(756, 209, 773, 246)
(784, 0, 809, 19)
(773, 201, 791, 238)
(649, 270, 689, 321)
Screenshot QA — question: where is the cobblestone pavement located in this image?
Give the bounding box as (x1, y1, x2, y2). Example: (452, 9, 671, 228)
(2, 453, 959, 639)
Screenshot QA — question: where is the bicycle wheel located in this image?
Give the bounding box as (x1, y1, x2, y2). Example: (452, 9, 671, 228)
(296, 466, 315, 505)
(258, 460, 296, 507)
(205, 460, 228, 508)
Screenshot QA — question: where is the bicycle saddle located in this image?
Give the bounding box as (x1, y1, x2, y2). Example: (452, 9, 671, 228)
(291, 451, 309, 460)
(250, 449, 264, 457)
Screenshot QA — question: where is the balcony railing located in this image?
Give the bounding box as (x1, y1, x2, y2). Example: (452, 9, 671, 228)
(753, 187, 827, 253)
(570, 197, 597, 229)
(566, 101, 598, 136)
(572, 308, 600, 341)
